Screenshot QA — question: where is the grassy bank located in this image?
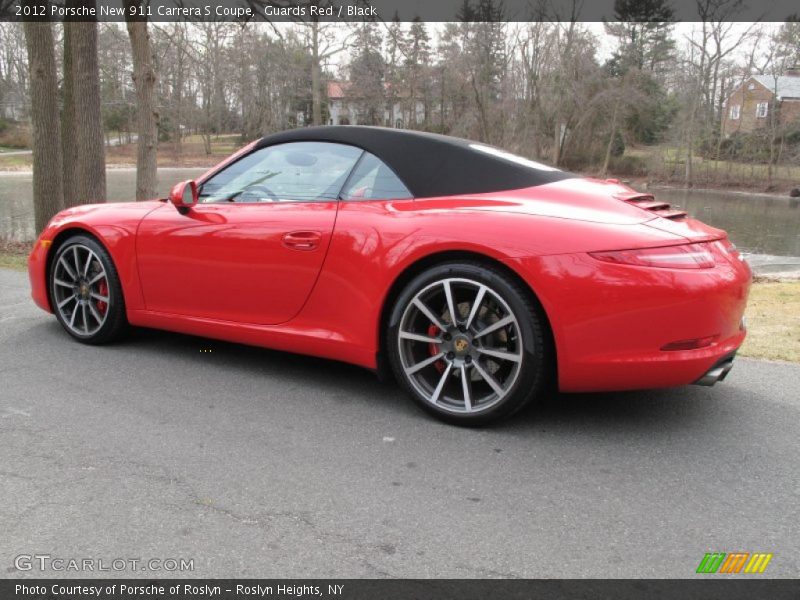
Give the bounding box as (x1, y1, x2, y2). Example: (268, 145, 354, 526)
(0, 239, 28, 270)
(0, 134, 242, 171)
(617, 145, 800, 195)
(1, 239, 797, 364)
(0, 153, 31, 170)
(739, 280, 800, 362)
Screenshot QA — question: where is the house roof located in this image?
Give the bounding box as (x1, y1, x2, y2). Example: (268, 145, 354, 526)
(327, 81, 347, 99)
(255, 126, 571, 198)
(752, 75, 800, 99)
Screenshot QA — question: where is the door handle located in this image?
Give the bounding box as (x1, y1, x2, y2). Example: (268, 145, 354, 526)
(282, 231, 322, 251)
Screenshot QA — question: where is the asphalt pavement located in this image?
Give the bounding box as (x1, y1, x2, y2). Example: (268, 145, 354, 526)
(0, 267, 798, 578)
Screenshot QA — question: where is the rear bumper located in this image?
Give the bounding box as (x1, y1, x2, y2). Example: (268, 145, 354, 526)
(505, 250, 751, 393)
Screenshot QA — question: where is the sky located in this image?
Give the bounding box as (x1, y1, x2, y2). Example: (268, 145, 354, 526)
(287, 21, 781, 71)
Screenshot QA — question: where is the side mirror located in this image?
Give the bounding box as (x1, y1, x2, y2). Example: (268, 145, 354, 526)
(169, 180, 198, 211)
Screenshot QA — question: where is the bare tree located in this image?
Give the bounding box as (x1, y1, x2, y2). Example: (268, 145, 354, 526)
(152, 23, 190, 156)
(681, 0, 757, 186)
(0, 23, 30, 118)
(302, 13, 353, 125)
(309, 17, 323, 125)
(23, 19, 64, 233)
(125, 0, 159, 200)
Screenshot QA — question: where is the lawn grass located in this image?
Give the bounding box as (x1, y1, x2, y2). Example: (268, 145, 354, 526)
(0, 239, 29, 270)
(107, 134, 243, 166)
(740, 280, 800, 363)
(625, 144, 800, 193)
(0, 252, 26, 270)
(0, 153, 32, 170)
(0, 135, 245, 171)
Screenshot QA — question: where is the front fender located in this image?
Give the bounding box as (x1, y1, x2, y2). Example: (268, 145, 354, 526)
(28, 201, 163, 314)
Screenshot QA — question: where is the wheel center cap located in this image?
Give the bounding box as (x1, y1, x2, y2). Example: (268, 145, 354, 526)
(79, 283, 89, 299)
(453, 336, 470, 354)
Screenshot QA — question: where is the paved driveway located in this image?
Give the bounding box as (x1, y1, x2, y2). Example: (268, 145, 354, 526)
(0, 268, 797, 578)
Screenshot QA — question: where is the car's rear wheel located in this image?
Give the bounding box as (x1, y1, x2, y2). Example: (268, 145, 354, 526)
(387, 262, 548, 425)
(49, 235, 128, 344)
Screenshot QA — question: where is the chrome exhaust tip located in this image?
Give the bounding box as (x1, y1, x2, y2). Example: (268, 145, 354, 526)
(695, 356, 735, 386)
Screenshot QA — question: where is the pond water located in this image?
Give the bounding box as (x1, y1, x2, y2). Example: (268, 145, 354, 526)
(655, 188, 800, 274)
(0, 168, 207, 243)
(1, 170, 798, 274)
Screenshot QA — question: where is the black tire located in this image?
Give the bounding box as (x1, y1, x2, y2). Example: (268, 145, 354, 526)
(49, 234, 128, 344)
(387, 261, 549, 425)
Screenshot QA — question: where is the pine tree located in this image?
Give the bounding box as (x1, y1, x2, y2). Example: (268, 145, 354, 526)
(348, 23, 385, 125)
(405, 18, 431, 127)
(604, 0, 675, 75)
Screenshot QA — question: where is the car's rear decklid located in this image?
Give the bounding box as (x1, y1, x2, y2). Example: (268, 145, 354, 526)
(609, 187, 726, 243)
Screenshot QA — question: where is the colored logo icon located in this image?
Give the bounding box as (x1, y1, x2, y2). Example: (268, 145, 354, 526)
(696, 552, 773, 574)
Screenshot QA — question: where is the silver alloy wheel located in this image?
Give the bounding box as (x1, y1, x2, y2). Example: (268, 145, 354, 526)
(52, 243, 110, 337)
(397, 277, 524, 414)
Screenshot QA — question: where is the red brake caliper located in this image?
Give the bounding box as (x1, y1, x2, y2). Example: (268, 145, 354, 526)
(427, 324, 445, 373)
(96, 280, 108, 314)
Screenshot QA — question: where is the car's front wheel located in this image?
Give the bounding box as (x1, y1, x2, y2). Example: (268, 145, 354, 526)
(49, 234, 128, 344)
(387, 262, 549, 425)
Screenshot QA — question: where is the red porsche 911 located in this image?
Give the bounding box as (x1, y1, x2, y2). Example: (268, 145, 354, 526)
(28, 127, 751, 424)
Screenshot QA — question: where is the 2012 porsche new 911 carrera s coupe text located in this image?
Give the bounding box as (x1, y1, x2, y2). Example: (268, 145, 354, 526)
(28, 126, 751, 424)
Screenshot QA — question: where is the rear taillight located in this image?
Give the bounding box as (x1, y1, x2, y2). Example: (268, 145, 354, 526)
(714, 238, 745, 262)
(590, 243, 715, 269)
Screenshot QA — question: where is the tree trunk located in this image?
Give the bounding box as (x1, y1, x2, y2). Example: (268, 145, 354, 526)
(684, 94, 698, 189)
(23, 20, 64, 234)
(67, 19, 106, 204)
(174, 64, 184, 156)
(125, 5, 159, 200)
(61, 23, 77, 207)
(311, 19, 322, 126)
(601, 103, 619, 177)
(553, 120, 562, 166)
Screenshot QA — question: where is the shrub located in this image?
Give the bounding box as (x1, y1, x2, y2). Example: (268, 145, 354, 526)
(610, 130, 625, 157)
(608, 154, 648, 177)
(0, 122, 31, 149)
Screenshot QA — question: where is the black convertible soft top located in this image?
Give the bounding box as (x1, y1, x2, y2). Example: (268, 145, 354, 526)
(256, 126, 572, 198)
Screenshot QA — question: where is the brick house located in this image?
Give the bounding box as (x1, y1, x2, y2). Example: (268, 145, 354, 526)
(722, 69, 800, 136)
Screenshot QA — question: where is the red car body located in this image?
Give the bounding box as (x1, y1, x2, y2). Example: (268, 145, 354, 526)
(28, 129, 751, 393)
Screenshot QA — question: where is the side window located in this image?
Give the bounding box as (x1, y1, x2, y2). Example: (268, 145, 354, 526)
(198, 142, 362, 203)
(340, 152, 412, 201)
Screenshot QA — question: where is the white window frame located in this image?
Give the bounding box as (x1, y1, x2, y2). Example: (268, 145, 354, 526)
(756, 102, 769, 118)
(729, 104, 741, 120)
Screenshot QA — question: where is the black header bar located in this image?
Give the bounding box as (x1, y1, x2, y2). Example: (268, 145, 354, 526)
(3, 579, 800, 600)
(2, 0, 799, 23)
